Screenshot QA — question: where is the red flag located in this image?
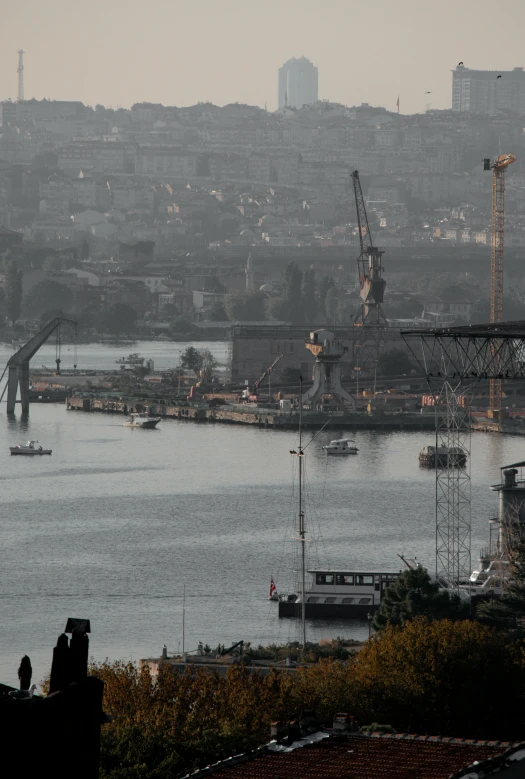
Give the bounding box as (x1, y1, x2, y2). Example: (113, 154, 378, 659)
(269, 578, 277, 597)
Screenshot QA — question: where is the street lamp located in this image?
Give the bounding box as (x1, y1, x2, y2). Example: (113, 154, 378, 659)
(367, 611, 372, 639)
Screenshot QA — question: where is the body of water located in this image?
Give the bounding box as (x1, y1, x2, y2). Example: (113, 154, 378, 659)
(0, 391, 520, 688)
(0, 339, 231, 374)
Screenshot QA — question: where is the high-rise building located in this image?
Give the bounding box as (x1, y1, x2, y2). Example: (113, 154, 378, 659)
(278, 57, 318, 109)
(452, 64, 525, 115)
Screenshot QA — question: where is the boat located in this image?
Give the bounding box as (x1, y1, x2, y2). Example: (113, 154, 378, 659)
(9, 440, 52, 456)
(323, 438, 358, 455)
(419, 445, 467, 468)
(278, 569, 402, 618)
(123, 412, 161, 429)
(277, 402, 400, 621)
(116, 353, 145, 366)
(268, 578, 279, 601)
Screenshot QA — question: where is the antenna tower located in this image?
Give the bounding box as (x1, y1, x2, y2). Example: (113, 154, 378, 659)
(17, 50, 25, 102)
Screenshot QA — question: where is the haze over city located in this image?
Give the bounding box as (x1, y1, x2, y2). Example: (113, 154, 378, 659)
(2, 0, 525, 112)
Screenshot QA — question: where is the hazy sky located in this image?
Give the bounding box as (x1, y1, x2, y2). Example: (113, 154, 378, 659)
(2, 0, 525, 114)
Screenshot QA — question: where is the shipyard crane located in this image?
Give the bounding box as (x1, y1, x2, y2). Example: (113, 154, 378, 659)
(483, 153, 517, 415)
(351, 170, 386, 326)
(0, 316, 77, 414)
(242, 353, 284, 401)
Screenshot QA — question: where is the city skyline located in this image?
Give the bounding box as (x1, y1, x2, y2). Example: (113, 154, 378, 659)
(1, 0, 525, 113)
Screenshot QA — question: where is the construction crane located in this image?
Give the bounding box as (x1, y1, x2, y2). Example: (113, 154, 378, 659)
(0, 316, 77, 414)
(242, 353, 284, 402)
(483, 153, 516, 415)
(351, 170, 386, 326)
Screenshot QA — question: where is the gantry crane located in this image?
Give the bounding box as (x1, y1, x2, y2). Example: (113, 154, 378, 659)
(0, 316, 77, 414)
(484, 153, 516, 415)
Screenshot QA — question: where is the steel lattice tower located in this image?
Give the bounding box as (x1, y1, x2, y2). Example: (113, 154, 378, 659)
(435, 382, 471, 590)
(17, 50, 25, 102)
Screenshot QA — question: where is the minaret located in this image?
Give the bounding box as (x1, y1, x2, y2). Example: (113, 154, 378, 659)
(245, 253, 255, 291)
(17, 50, 25, 102)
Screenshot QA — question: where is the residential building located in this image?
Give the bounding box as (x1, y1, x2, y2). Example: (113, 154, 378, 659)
(278, 57, 318, 109)
(193, 290, 225, 318)
(452, 64, 525, 114)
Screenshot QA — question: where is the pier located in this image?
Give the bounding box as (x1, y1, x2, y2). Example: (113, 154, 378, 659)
(66, 394, 438, 430)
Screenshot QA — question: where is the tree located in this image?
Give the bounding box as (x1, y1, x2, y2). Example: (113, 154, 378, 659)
(377, 347, 415, 377)
(24, 279, 72, 314)
(478, 539, 525, 627)
(80, 238, 90, 262)
(3, 259, 23, 326)
(318, 276, 335, 318)
(373, 566, 470, 630)
(284, 261, 303, 324)
(324, 288, 339, 326)
(207, 301, 228, 321)
(42, 255, 64, 273)
(348, 617, 525, 740)
(199, 349, 218, 381)
(180, 346, 202, 373)
(202, 276, 226, 293)
(302, 269, 317, 323)
(224, 291, 266, 322)
(100, 303, 138, 334)
(267, 297, 290, 322)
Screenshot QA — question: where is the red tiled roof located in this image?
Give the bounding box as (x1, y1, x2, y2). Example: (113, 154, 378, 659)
(189, 734, 516, 779)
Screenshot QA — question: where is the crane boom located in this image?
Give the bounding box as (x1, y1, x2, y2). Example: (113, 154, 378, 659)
(351, 170, 386, 326)
(254, 353, 284, 390)
(485, 153, 516, 414)
(4, 316, 77, 414)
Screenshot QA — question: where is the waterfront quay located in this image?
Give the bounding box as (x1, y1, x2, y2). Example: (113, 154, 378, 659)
(66, 394, 437, 430)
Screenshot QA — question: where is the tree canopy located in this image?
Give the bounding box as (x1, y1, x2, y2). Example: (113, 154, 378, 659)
(24, 279, 73, 315)
(373, 566, 470, 630)
(377, 347, 415, 377)
(224, 291, 266, 322)
(100, 303, 138, 334)
(3, 258, 23, 325)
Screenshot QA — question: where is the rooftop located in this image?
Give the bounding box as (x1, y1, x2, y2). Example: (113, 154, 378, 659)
(183, 732, 523, 779)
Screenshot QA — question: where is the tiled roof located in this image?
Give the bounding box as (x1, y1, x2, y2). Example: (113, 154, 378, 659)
(184, 733, 520, 779)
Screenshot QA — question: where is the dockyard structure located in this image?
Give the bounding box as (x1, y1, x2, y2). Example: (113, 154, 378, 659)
(302, 329, 355, 409)
(403, 320, 525, 593)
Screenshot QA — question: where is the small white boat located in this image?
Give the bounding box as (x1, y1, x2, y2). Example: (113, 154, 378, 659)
(123, 413, 161, 430)
(10, 440, 52, 456)
(323, 438, 358, 455)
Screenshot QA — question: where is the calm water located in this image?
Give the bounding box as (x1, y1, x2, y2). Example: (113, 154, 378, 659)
(0, 343, 522, 687)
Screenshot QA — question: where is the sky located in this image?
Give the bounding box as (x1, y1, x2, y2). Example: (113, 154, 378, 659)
(2, 0, 525, 114)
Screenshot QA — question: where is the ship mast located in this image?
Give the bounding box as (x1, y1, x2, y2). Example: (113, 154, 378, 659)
(298, 377, 306, 651)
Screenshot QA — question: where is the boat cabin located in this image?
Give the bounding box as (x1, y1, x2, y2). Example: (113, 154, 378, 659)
(304, 569, 401, 606)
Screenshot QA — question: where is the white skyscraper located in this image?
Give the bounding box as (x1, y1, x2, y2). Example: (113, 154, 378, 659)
(278, 57, 318, 109)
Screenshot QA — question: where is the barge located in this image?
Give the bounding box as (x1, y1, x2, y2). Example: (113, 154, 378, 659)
(419, 445, 467, 468)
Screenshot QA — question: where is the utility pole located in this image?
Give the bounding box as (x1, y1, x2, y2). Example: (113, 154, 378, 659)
(17, 50, 24, 102)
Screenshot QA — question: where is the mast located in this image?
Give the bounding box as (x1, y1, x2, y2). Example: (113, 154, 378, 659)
(182, 583, 186, 654)
(298, 377, 306, 650)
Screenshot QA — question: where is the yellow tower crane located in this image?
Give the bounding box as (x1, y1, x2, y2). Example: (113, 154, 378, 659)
(484, 152, 516, 416)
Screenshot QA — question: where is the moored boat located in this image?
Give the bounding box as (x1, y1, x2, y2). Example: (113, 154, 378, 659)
(123, 413, 161, 429)
(10, 440, 52, 456)
(323, 438, 358, 455)
(419, 445, 467, 468)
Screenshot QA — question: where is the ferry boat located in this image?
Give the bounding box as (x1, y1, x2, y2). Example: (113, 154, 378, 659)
(323, 438, 358, 455)
(419, 445, 467, 468)
(278, 569, 401, 618)
(116, 353, 145, 366)
(10, 440, 52, 456)
(123, 413, 161, 429)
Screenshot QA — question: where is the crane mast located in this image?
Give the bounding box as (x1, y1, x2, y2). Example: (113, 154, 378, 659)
(484, 153, 516, 415)
(351, 170, 386, 326)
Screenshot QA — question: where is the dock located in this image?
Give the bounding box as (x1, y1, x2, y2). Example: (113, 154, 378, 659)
(66, 394, 438, 430)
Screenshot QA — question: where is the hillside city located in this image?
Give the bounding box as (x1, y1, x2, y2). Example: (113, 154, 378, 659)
(2, 60, 525, 343)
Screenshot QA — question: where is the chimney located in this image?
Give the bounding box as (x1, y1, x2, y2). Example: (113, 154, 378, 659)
(299, 709, 320, 735)
(333, 712, 359, 732)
